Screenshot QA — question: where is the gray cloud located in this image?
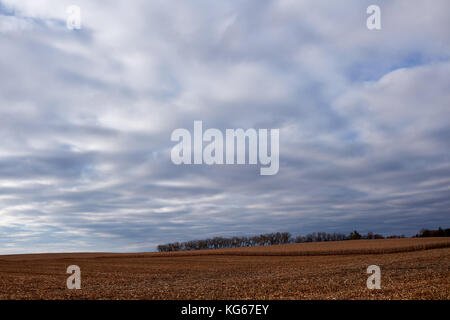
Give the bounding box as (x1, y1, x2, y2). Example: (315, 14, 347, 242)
(0, 0, 449, 253)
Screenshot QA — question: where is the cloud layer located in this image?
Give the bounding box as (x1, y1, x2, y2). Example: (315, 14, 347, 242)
(0, 0, 449, 253)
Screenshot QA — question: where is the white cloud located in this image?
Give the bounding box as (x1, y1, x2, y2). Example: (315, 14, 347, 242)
(0, 0, 449, 253)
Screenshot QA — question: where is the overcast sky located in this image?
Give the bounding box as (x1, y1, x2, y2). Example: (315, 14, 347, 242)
(0, 0, 449, 254)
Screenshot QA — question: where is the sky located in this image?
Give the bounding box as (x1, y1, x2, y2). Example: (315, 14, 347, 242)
(0, 0, 449, 254)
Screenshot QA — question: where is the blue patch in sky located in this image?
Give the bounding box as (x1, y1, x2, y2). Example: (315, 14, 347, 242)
(390, 52, 425, 70)
(343, 131, 358, 142)
(346, 52, 432, 83)
(0, 1, 15, 16)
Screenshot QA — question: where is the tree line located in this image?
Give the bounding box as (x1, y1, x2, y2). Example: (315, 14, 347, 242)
(415, 227, 450, 238)
(157, 232, 293, 252)
(157, 227, 448, 252)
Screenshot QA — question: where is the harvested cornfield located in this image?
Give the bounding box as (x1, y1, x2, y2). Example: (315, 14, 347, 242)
(152, 237, 450, 256)
(0, 238, 449, 299)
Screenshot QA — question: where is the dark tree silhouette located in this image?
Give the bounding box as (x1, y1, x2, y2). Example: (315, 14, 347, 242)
(157, 227, 449, 252)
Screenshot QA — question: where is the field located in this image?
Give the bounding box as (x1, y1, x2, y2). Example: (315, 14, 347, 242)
(0, 238, 449, 299)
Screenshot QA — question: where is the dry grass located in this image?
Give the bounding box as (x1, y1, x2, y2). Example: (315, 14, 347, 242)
(0, 238, 449, 299)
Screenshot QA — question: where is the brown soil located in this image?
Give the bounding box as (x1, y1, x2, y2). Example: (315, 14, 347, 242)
(0, 238, 449, 299)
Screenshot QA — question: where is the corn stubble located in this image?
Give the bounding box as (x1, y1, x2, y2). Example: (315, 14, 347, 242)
(0, 238, 449, 299)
